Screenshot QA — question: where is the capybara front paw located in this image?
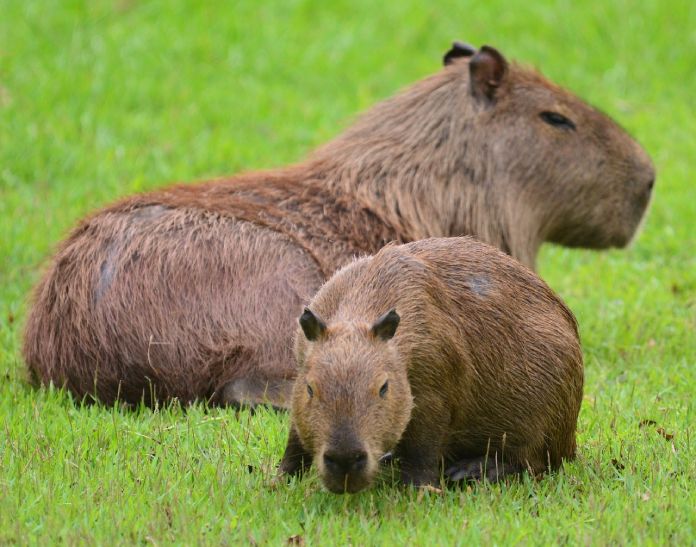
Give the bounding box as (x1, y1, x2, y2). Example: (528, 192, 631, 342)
(278, 454, 311, 477)
(400, 466, 439, 488)
(445, 456, 522, 483)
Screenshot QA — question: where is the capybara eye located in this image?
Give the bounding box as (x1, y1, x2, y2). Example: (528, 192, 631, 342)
(379, 381, 389, 398)
(539, 111, 576, 131)
(306, 383, 314, 398)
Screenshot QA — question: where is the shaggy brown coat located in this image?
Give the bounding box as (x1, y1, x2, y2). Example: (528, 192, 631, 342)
(280, 237, 584, 493)
(23, 45, 651, 406)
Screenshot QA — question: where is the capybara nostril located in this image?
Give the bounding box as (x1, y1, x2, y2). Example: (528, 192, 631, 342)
(324, 450, 368, 474)
(323, 452, 339, 472)
(353, 451, 367, 471)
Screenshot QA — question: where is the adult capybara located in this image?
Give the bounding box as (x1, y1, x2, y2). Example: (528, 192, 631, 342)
(24, 44, 648, 407)
(279, 237, 583, 493)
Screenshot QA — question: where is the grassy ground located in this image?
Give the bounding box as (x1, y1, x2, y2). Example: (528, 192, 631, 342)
(1, 0, 695, 544)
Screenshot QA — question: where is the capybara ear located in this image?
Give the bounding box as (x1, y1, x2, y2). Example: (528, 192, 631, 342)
(299, 307, 327, 341)
(469, 45, 508, 101)
(443, 41, 477, 65)
(370, 309, 400, 341)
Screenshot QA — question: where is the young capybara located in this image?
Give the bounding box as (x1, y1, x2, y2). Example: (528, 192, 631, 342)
(24, 44, 647, 407)
(279, 237, 584, 493)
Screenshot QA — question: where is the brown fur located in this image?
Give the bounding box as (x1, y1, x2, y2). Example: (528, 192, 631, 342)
(23, 45, 650, 406)
(280, 237, 584, 493)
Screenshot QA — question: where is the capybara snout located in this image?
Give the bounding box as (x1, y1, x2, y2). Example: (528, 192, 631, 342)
(320, 440, 371, 494)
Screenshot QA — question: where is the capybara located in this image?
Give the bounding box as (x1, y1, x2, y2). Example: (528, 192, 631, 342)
(279, 237, 584, 493)
(24, 44, 648, 407)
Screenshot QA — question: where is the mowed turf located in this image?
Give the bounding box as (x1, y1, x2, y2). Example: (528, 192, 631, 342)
(1, 0, 695, 543)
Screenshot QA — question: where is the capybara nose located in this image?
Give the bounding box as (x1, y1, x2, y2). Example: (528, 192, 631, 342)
(642, 161, 656, 193)
(323, 450, 368, 475)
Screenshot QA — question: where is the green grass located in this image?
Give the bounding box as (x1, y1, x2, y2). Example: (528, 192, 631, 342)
(1, 0, 695, 544)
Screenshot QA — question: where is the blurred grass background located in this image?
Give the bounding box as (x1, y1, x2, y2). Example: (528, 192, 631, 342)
(1, 0, 694, 543)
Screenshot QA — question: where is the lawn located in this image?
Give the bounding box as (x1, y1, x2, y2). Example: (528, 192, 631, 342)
(1, 0, 695, 544)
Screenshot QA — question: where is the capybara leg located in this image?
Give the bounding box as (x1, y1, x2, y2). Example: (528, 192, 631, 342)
(397, 412, 447, 487)
(445, 455, 525, 483)
(279, 427, 313, 477)
(400, 463, 441, 488)
(398, 446, 442, 487)
(219, 377, 294, 410)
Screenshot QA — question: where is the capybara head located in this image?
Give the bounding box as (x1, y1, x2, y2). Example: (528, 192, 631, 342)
(320, 43, 656, 268)
(291, 308, 412, 493)
(451, 45, 656, 249)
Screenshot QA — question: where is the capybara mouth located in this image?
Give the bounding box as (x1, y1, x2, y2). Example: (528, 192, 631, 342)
(615, 178, 655, 247)
(611, 201, 651, 248)
(322, 471, 373, 494)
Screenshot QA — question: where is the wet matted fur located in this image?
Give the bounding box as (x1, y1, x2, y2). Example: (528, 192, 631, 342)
(24, 45, 652, 406)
